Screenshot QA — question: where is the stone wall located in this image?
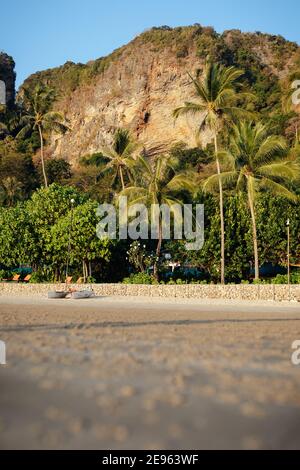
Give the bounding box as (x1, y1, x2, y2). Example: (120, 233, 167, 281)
(0, 282, 300, 302)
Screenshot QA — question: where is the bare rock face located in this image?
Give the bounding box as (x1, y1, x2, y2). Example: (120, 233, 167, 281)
(0, 52, 16, 108)
(52, 44, 207, 161)
(20, 26, 300, 164)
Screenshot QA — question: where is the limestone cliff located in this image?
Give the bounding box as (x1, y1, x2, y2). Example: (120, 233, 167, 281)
(20, 25, 300, 164)
(0, 52, 16, 107)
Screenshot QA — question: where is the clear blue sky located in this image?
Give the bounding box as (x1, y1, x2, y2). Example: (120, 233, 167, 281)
(1, 0, 299, 88)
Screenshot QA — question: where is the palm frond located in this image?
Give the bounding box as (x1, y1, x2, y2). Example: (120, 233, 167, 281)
(202, 171, 237, 193)
(259, 177, 298, 201)
(165, 172, 197, 194)
(258, 161, 300, 181)
(254, 135, 287, 165)
(173, 102, 206, 119)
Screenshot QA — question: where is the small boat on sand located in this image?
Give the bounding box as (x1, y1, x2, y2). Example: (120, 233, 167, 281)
(48, 288, 95, 299)
(48, 290, 68, 299)
(70, 289, 95, 299)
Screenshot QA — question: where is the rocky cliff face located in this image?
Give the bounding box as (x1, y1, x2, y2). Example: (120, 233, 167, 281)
(0, 52, 16, 107)
(21, 26, 300, 164)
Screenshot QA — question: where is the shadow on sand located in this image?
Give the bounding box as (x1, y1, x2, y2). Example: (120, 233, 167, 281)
(1, 317, 300, 333)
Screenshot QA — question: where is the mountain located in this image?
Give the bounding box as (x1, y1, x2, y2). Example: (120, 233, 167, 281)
(0, 52, 16, 107)
(19, 25, 300, 163)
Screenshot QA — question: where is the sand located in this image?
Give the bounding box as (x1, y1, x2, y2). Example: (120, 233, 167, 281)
(1, 295, 300, 449)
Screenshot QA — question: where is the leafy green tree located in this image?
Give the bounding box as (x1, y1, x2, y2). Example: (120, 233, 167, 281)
(0, 205, 34, 267)
(256, 195, 300, 268)
(222, 195, 252, 281)
(73, 152, 115, 202)
(0, 150, 37, 198)
(49, 200, 114, 281)
(184, 192, 251, 282)
(173, 62, 246, 284)
(44, 158, 72, 185)
(26, 184, 84, 271)
(0, 176, 23, 207)
(169, 142, 213, 172)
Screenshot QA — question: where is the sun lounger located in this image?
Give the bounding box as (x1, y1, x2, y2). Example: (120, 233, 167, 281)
(12, 274, 20, 282)
(65, 276, 73, 284)
(23, 274, 31, 282)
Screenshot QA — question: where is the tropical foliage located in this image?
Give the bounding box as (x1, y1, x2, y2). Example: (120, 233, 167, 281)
(1, 27, 300, 284)
(173, 61, 247, 283)
(17, 84, 68, 187)
(203, 121, 299, 279)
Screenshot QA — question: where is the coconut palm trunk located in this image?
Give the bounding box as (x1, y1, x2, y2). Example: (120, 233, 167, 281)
(153, 214, 163, 281)
(119, 166, 125, 190)
(214, 134, 225, 284)
(247, 179, 259, 281)
(37, 124, 48, 188)
(82, 259, 89, 283)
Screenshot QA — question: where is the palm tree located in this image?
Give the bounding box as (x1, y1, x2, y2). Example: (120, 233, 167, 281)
(121, 154, 194, 280)
(204, 121, 300, 280)
(0, 176, 23, 206)
(173, 62, 247, 284)
(17, 84, 68, 187)
(101, 129, 139, 190)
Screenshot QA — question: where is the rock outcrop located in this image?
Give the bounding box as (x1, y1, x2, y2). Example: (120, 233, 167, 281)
(0, 52, 16, 108)
(20, 25, 300, 164)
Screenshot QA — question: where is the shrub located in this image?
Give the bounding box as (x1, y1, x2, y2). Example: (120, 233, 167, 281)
(0, 269, 11, 281)
(176, 46, 189, 58)
(29, 269, 53, 283)
(122, 273, 156, 284)
(253, 278, 270, 284)
(271, 273, 300, 284)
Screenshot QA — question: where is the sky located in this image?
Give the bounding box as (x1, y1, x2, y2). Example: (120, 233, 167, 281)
(1, 0, 299, 88)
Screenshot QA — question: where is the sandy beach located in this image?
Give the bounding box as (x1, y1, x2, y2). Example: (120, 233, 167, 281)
(1, 295, 300, 449)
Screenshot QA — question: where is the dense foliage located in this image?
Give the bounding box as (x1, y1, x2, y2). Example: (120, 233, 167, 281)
(1, 26, 300, 283)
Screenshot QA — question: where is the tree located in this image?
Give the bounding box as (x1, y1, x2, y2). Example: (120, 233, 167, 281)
(204, 121, 300, 280)
(73, 152, 116, 202)
(49, 200, 114, 281)
(101, 129, 139, 190)
(0, 151, 37, 198)
(26, 184, 84, 272)
(0, 204, 34, 267)
(173, 62, 246, 284)
(256, 195, 300, 268)
(0, 176, 23, 206)
(45, 158, 72, 185)
(17, 84, 68, 187)
(121, 154, 194, 280)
